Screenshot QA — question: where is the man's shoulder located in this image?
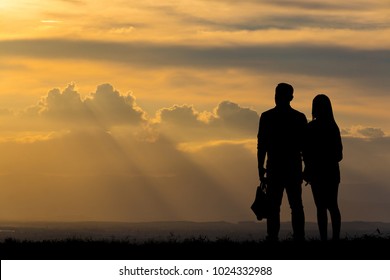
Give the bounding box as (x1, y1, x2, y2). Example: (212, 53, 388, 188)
(259, 108, 278, 122)
(260, 108, 275, 116)
(283, 106, 303, 115)
(291, 108, 307, 120)
(261, 107, 306, 119)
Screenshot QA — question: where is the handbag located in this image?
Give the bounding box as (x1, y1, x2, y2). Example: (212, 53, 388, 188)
(250, 181, 269, 221)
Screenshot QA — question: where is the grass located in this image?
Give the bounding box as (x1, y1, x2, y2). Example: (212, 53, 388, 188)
(1, 234, 389, 260)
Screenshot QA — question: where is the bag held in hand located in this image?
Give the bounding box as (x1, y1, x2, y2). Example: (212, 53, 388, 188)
(250, 181, 269, 221)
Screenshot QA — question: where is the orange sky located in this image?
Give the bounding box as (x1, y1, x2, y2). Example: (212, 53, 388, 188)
(0, 0, 389, 223)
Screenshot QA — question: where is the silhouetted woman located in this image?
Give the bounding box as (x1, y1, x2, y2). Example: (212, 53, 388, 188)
(303, 94, 343, 241)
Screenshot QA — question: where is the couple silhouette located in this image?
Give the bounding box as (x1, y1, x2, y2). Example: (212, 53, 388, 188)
(257, 83, 343, 242)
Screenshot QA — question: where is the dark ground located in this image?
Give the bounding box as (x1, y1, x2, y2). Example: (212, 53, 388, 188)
(1, 235, 389, 260)
(1, 221, 389, 260)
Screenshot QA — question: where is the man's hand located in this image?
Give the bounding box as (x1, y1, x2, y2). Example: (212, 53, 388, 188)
(259, 167, 266, 182)
(303, 166, 311, 186)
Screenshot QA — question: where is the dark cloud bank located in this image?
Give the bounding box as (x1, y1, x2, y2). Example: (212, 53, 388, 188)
(1, 39, 389, 90)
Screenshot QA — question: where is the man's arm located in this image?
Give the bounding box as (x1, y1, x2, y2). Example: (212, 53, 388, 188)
(299, 112, 308, 154)
(257, 114, 267, 181)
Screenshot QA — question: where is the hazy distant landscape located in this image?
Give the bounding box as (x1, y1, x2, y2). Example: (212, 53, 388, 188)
(1, 220, 389, 242)
(1, 220, 389, 260)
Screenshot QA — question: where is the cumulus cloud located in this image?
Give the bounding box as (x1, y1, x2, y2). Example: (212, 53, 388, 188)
(157, 104, 204, 126)
(342, 125, 386, 138)
(85, 83, 146, 125)
(41, 83, 87, 119)
(155, 101, 259, 142)
(16, 83, 261, 145)
(212, 101, 259, 132)
(357, 127, 386, 138)
(170, 102, 259, 153)
(25, 82, 146, 127)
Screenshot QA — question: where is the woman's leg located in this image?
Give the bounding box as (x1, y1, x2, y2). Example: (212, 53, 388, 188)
(311, 183, 328, 241)
(327, 183, 341, 240)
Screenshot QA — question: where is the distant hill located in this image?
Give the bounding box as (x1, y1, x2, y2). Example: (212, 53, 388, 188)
(1, 220, 389, 242)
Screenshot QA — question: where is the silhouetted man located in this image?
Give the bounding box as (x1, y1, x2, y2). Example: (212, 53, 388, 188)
(257, 83, 307, 241)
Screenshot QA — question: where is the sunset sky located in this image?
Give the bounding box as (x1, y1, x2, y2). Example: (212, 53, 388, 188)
(0, 0, 389, 223)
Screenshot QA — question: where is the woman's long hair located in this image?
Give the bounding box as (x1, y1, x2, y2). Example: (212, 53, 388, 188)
(312, 94, 336, 123)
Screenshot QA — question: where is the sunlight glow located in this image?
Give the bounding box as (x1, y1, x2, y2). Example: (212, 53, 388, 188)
(0, 1, 12, 9)
(0, 0, 389, 223)
(40, 20, 62, 23)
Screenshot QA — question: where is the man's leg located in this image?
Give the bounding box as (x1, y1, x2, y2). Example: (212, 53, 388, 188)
(266, 181, 284, 241)
(286, 182, 305, 241)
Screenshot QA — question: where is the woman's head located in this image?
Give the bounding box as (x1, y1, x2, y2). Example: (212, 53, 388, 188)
(312, 94, 335, 121)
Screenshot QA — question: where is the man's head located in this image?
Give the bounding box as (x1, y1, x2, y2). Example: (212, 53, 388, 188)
(275, 83, 294, 107)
